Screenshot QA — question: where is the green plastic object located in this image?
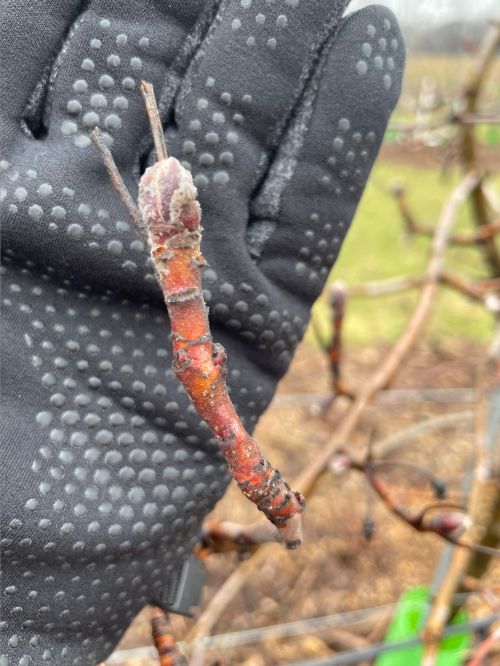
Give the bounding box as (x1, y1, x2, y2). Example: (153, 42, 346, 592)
(376, 586, 471, 666)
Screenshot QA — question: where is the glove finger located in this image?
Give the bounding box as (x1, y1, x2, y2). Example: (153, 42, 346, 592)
(0, 0, 82, 143)
(253, 5, 405, 302)
(163, 0, 350, 202)
(36, 0, 215, 167)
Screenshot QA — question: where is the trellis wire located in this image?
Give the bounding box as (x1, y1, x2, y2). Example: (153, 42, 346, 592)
(106, 603, 394, 663)
(272, 389, 478, 408)
(107, 594, 478, 663)
(288, 615, 499, 666)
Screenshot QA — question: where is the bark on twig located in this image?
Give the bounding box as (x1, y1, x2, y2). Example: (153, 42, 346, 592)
(90, 128, 145, 240)
(198, 411, 476, 558)
(321, 282, 356, 412)
(141, 81, 168, 161)
(151, 606, 187, 666)
(94, 83, 305, 548)
(440, 273, 500, 306)
(327, 282, 347, 392)
(196, 519, 280, 557)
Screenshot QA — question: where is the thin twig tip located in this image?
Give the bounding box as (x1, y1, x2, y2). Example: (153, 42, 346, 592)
(140, 80, 168, 162)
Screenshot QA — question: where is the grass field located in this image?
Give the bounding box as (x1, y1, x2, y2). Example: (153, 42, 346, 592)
(313, 161, 498, 344)
(308, 54, 499, 346)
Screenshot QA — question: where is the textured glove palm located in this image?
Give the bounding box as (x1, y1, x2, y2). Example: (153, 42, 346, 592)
(0, 1, 404, 664)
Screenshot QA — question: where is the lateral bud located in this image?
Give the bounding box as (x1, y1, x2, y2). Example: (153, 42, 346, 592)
(173, 348, 192, 374)
(428, 511, 471, 539)
(212, 343, 228, 376)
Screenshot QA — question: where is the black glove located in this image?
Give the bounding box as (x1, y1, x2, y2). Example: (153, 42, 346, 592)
(0, 1, 404, 664)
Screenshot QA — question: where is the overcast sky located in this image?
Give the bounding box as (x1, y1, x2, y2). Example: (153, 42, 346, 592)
(348, 0, 499, 26)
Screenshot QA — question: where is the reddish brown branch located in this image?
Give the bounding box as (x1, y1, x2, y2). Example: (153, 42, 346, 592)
(326, 282, 355, 401)
(196, 458, 447, 556)
(392, 183, 500, 246)
(391, 182, 429, 239)
(371, 460, 448, 498)
(440, 273, 500, 305)
(98, 82, 303, 548)
(346, 454, 471, 544)
(151, 606, 187, 666)
(196, 518, 280, 558)
(308, 282, 360, 419)
(328, 282, 345, 384)
(329, 448, 500, 558)
(320, 282, 356, 415)
(94, 84, 304, 547)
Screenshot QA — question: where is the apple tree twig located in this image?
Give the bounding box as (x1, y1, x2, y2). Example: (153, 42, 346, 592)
(391, 183, 500, 246)
(151, 606, 187, 666)
(137, 82, 304, 547)
(90, 129, 146, 242)
(325, 282, 355, 402)
(330, 448, 499, 556)
(196, 518, 281, 558)
(93, 82, 305, 548)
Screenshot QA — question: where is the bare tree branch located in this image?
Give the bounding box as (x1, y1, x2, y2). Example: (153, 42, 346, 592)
(392, 183, 500, 246)
(151, 606, 187, 666)
(421, 358, 500, 665)
(457, 21, 500, 276)
(188, 172, 480, 651)
(346, 272, 499, 308)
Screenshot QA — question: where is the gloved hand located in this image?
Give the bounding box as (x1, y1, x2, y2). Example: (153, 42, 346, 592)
(0, 1, 404, 663)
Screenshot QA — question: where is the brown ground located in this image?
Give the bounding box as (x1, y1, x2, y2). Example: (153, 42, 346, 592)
(103, 338, 498, 666)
